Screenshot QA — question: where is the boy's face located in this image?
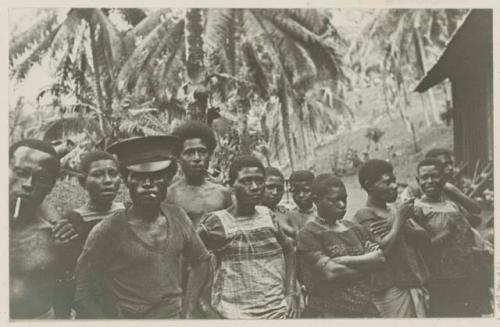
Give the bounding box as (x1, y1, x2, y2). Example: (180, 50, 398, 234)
(262, 175, 284, 209)
(84, 159, 121, 207)
(314, 186, 347, 223)
(179, 138, 210, 179)
(417, 164, 445, 200)
(367, 172, 398, 204)
(290, 181, 313, 210)
(233, 167, 265, 208)
(434, 154, 454, 182)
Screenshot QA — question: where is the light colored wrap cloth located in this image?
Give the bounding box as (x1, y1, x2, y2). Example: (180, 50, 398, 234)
(372, 286, 429, 317)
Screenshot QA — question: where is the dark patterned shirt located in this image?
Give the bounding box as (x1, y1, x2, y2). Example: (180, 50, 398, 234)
(297, 219, 379, 317)
(413, 199, 475, 281)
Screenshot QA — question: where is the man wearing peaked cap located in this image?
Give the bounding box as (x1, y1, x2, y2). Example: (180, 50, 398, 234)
(107, 135, 181, 173)
(74, 135, 211, 319)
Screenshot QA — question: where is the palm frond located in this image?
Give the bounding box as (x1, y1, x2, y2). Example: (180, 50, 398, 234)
(91, 9, 125, 71)
(282, 9, 328, 35)
(38, 115, 102, 141)
(256, 9, 342, 82)
(49, 9, 88, 57)
(118, 119, 163, 137)
(318, 87, 354, 118)
(205, 9, 240, 75)
(243, 10, 295, 91)
(117, 17, 175, 93)
(155, 22, 186, 99)
(126, 9, 172, 40)
(10, 9, 59, 61)
(117, 8, 147, 27)
(13, 25, 62, 80)
(241, 41, 269, 99)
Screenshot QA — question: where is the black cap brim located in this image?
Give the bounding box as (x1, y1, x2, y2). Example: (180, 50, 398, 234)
(126, 160, 174, 173)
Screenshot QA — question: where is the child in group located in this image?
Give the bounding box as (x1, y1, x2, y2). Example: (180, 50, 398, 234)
(64, 151, 124, 240)
(297, 174, 385, 318)
(353, 159, 430, 317)
(413, 158, 487, 317)
(400, 148, 482, 227)
(281, 171, 316, 239)
(197, 156, 299, 319)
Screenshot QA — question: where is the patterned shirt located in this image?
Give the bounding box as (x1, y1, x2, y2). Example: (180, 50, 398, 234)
(413, 199, 475, 281)
(198, 206, 290, 319)
(297, 219, 379, 317)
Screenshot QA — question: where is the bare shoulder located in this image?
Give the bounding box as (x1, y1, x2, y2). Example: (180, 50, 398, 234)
(204, 180, 230, 193)
(167, 178, 187, 193)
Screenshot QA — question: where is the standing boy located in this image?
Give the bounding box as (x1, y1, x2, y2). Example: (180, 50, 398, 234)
(297, 174, 385, 317)
(281, 170, 316, 239)
(198, 155, 299, 318)
(353, 159, 430, 317)
(413, 158, 484, 317)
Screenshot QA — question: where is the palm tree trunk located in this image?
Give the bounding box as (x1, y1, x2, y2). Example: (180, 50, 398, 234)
(185, 9, 208, 121)
(237, 95, 251, 155)
(278, 77, 295, 171)
(185, 9, 204, 82)
(89, 23, 107, 135)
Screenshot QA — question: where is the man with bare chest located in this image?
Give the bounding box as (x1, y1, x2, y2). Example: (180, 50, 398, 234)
(10, 139, 79, 319)
(74, 136, 210, 319)
(165, 121, 232, 227)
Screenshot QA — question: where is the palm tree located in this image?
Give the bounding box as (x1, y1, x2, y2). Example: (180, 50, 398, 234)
(204, 9, 344, 169)
(115, 8, 345, 170)
(347, 9, 468, 128)
(11, 8, 346, 172)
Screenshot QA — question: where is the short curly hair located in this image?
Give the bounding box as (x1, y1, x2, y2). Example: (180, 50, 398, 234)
(228, 155, 265, 185)
(312, 173, 345, 197)
(80, 151, 119, 175)
(265, 167, 284, 180)
(172, 120, 217, 153)
(289, 170, 315, 185)
(417, 158, 444, 173)
(358, 159, 393, 191)
(425, 148, 452, 159)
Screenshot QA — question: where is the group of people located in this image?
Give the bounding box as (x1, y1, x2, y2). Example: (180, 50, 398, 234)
(9, 120, 492, 319)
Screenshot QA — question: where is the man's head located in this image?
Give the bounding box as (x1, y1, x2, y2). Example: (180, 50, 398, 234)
(107, 136, 179, 208)
(417, 158, 446, 200)
(358, 159, 398, 204)
(172, 121, 217, 182)
(229, 155, 265, 208)
(79, 151, 121, 208)
(425, 148, 453, 181)
(9, 139, 60, 216)
(312, 174, 347, 223)
(262, 167, 285, 209)
(289, 170, 315, 210)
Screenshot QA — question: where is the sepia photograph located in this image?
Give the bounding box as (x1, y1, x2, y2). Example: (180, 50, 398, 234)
(7, 5, 495, 320)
